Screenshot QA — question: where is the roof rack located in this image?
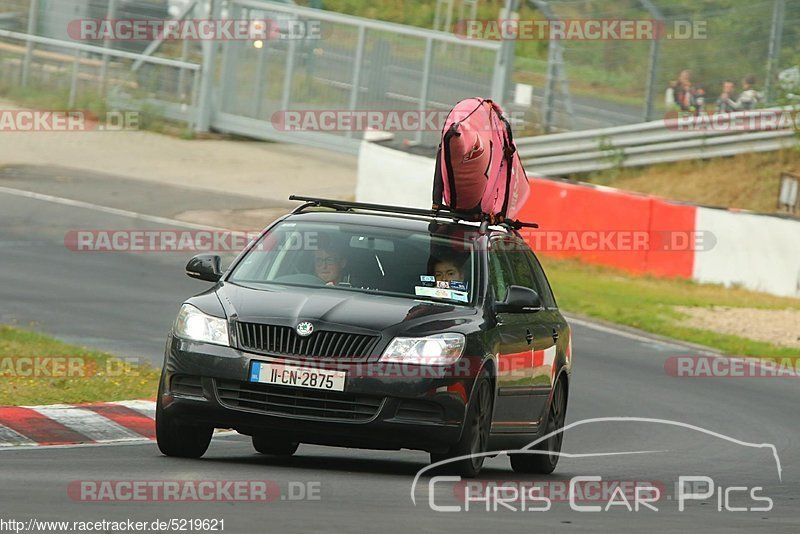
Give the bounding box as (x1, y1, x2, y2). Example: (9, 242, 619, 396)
(288, 195, 538, 234)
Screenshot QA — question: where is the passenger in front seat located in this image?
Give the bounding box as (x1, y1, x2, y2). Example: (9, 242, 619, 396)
(432, 254, 466, 283)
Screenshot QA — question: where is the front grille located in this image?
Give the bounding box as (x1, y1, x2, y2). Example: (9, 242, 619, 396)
(236, 322, 378, 361)
(216, 380, 383, 422)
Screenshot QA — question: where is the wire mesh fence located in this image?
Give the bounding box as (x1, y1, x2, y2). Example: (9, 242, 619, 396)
(0, 0, 504, 150)
(0, 0, 202, 130)
(516, 0, 800, 133)
(0, 0, 796, 144)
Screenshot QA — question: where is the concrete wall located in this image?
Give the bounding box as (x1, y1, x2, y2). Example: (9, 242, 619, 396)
(356, 142, 434, 209)
(693, 208, 800, 297)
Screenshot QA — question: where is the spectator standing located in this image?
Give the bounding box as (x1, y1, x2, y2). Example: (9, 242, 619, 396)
(716, 80, 738, 113)
(737, 74, 763, 110)
(673, 69, 704, 115)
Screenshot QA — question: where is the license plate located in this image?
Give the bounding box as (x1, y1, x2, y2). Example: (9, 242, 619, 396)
(249, 362, 346, 392)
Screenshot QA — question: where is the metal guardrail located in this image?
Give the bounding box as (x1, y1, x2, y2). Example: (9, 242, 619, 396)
(516, 109, 800, 176)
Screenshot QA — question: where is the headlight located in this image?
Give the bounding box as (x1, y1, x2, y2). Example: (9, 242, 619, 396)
(173, 304, 229, 346)
(379, 333, 465, 365)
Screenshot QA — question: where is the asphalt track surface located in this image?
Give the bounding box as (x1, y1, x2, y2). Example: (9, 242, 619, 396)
(0, 168, 798, 533)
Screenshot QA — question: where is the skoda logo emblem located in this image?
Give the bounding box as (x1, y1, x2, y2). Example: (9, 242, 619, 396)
(296, 322, 314, 337)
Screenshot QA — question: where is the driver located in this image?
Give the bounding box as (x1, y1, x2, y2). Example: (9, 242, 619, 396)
(314, 237, 349, 286)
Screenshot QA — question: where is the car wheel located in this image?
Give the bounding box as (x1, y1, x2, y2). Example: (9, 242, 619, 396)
(252, 435, 299, 456)
(430, 370, 493, 478)
(510, 377, 567, 474)
(155, 391, 213, 458)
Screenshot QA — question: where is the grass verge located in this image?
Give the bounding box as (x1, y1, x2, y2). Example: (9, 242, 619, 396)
(0, 325, 160, 406)
(541, 256, 800, 359)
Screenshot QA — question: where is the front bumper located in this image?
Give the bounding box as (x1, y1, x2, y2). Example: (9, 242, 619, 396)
(160, 335, 480, 452)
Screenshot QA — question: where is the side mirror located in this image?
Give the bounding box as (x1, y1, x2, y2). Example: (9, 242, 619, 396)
(495, 285, 543, 314)
(186, 254, 223, 282)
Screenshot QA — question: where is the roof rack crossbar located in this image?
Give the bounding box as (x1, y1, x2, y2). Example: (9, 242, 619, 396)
(289, 195, 467, 222)
(288, 195, 539, 233)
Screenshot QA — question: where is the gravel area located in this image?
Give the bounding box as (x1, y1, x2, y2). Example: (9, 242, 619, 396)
(675, 306, 800, 348)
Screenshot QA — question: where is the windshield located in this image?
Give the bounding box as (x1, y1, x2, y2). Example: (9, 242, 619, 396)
(228, 220, 475, 305)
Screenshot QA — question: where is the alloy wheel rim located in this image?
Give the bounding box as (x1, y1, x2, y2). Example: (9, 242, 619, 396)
(470, 381, 492, 468)
(547, 383, 565, 464)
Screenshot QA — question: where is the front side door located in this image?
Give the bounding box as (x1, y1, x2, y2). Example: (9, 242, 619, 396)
(487, 240, 534, 429)
(503, 239, 555, 424)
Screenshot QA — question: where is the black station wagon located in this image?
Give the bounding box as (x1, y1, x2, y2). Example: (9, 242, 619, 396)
(157, 196, 572, 477)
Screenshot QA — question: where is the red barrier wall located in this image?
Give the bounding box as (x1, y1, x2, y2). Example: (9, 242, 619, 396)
(517, 179, 696, 278)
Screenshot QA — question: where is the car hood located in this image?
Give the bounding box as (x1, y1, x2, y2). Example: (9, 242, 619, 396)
(216, 282, 477, 334)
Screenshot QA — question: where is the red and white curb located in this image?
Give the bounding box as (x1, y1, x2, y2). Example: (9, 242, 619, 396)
(0, 400, 156, 448)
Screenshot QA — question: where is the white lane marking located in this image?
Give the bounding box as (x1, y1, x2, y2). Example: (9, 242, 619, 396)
(566, 315, 792, 375)
(0, 425, 37, 447)
(566, 315, 711, 353)
(0, 185, 228, 231)
(30, 405, 142, 442)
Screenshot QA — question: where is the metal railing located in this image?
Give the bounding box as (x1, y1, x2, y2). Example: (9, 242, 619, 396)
(1, 0, 504, 153)
(516, 108, 800, 176)
(211, 0, 504, 152)
(0, 27, 202, 128)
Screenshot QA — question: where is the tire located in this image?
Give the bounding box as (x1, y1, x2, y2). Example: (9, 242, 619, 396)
(510, 376, 567, 475)
(430, 370, 494, 478)
(155, 391, 213, 459)
(252, 435, 299, 456)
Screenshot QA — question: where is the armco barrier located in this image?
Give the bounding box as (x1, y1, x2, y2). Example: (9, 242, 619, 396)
(356, 140, 800, 297)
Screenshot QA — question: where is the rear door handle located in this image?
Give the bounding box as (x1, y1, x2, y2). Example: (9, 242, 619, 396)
(525, 329, 534, 344)
(552, 328, 559, 342)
